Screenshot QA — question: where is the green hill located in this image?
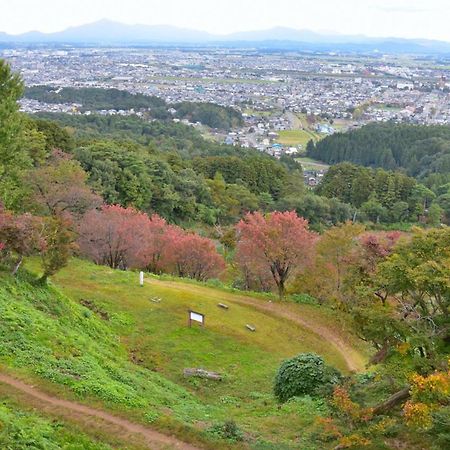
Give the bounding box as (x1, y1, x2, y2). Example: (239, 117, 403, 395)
(0, 260, 368, 448)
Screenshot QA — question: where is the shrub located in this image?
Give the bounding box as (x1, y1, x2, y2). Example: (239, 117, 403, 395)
(207, 420, 244, 442)
(430, 406, 450, 448)
(290, 293, 319, 305)
(274, 353, 341, 402)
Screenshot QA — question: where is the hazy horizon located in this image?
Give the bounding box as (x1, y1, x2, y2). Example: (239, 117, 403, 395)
(2, 0, 450, 42)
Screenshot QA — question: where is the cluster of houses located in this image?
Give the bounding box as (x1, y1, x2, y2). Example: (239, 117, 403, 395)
(8, 46, 450, 127)
(8, 46, 450, 181)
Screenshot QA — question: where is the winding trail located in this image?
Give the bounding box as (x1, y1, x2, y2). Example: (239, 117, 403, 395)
(0, 373, 200, 450)
(0, 275, 363, 448)
(149, 279, 365, 373)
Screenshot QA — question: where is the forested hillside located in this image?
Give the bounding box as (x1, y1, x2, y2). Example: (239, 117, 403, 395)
(26, 85, 168, 115)
(307, 123, 450, 222)
(174, 101, 243, 129)
(307, 123, 450, 173)
(316, 163, 440, 223)
(25, 86, 243, 129)
(28, 112, 355, 227)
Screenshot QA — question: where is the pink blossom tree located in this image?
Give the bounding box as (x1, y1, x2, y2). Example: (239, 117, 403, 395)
(236, 211, 316, 299)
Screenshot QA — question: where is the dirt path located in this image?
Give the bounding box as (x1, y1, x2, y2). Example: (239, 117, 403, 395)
(0, 373, 200, 450)
(149, 279, 364, 373)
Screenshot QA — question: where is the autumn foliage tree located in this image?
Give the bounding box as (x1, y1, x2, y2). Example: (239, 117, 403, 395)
(0, 206, 75, 282)
(372, 228, 450, 360)
(163, 232, 225, 281)
(235, 211, 316, 299)
(293, 222, 365, 304)
(78, 205, 224, 280)
(25, 150, 101, 218)
(134, 214, 177, 274)
(0, 207, 44, 275)
(78, 205, 151, 269)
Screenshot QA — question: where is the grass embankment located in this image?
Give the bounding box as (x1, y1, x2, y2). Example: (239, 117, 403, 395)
(0, 271, 213, 449)
(1, 259, 368, 448)
(0, 394, 114, 450)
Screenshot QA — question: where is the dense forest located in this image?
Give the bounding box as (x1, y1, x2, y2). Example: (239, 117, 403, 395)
(174, 101, 243, 129)
(26, 85, 169, 116)
(25, 86, 243, 129)
(307, 123, 450, 221)
(25, 112, 357, 227)
(317, 162, 440, 223)
(307, 123, 450, 173)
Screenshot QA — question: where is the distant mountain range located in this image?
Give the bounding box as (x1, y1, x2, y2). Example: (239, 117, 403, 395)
(1, 19, 450, 54)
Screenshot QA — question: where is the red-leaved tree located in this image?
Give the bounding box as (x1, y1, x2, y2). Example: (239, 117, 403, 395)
(0, 208, 44, 275)
(163, 232, 225, 281)
(355, 230, 404, 306)
(78, 205, 149, 269)
(235, 211, 316, 299)
(359, 231, 403, 275)
(134, 215, 181, 274)
(78, 205, 225, 280)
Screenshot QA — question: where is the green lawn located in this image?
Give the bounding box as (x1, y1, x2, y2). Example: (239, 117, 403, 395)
(296, 157, 330, 171)
(276, 130, 319, 146)
(5, 258, 368, 448)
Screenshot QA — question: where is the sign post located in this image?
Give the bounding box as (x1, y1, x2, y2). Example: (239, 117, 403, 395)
(188, 310, 205, 328)
(139, 271, 144, 287)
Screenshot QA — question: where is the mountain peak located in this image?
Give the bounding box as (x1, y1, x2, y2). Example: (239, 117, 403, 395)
(0, 21, 449, 53)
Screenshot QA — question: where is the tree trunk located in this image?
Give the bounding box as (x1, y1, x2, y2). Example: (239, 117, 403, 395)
(11, 255, 23, 276)
(277, 281, 285, 300)
(372, 387, 410, 416)
(369, 341, 390, 365)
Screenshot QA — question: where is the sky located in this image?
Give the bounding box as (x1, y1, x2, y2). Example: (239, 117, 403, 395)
(1, 0, 449, 42)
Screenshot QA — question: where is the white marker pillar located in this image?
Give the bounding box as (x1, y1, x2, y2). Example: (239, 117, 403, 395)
(139, 271, 144, 287)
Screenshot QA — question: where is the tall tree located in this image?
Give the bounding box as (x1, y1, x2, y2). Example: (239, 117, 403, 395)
(78, 205, 224, 280)
(293, 222, 365, 304)
(163, 232, 225, 281)
(40, 215, 76, 283)
(26, 151, 101, 218)
(235, 211, 316, 299)
(78, 205, 150, 269)
(0, 59, 29, 208)
(376, 228, 450, 347)
(0, 208, 44, 275)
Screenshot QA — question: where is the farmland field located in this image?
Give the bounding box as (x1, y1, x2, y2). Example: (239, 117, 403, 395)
(276, 129, 319, 146)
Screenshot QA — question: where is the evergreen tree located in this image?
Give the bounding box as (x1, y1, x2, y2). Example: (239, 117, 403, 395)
(0, 60, 29, 208)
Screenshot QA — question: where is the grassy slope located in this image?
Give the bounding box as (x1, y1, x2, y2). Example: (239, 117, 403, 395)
(2, 259, 368, 448)
(0, 271, 213, 449)
(0, 397, 112, 450)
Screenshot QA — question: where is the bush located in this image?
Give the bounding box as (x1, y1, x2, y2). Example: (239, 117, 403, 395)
(290, 293, 319, 305)
(431, 406, 450, 449)
(207, 420, 244, 442)
(274, 353, 341, 402)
